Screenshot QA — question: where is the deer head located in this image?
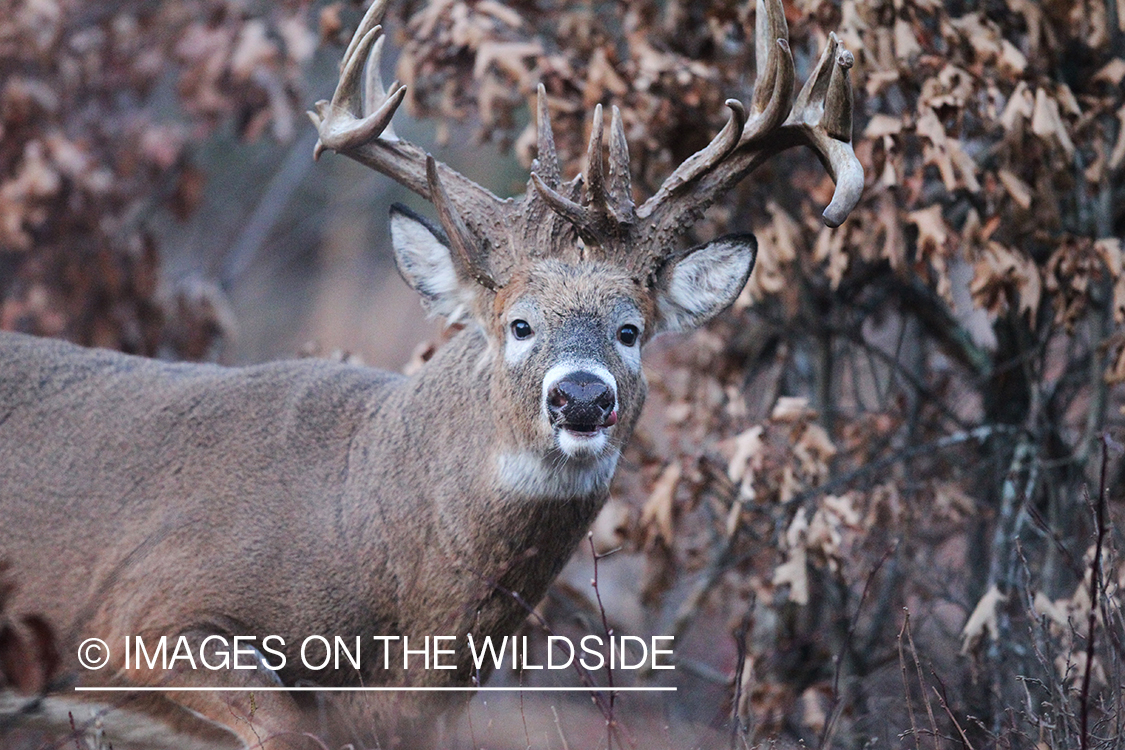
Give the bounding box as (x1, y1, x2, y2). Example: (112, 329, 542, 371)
(308, 0, 862, 471)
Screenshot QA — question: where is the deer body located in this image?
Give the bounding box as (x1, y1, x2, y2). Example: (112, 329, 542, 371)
(0, 0, 861, 746)
(0, 319, 627, 745)
(0, 318, 623, 669)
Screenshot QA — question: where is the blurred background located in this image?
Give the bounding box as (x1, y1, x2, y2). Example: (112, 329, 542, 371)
(2, 0, 1125, 748)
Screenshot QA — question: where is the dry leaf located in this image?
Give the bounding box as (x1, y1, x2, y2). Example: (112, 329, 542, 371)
(779, 465, 802, 504)
(933, 483, 976, 520)
(822, 494, 860, 526)
(1093, 58, 1125, 86)
(960, 584, 1008, 654)
(998, 39, 1027, 76)
(908, 204, 955, 304)
(476, 0, 523, 28)
(1105, 341, 1125, 385)
(1096, 238, 1125, 323)
(916, 108, 980, 193)
(893, 18, 921, 61)
(878, 193, 906, 269)
(771, 396, 813, 422)
(773, 510, 810, 605)
(970, 241, 1041, 319)
(793, 423, 836, 485)
(1000, 81, 1034, 131)
(743, 202, 801, 301)
(279, 15, 316, 65)
(473, 41, 542, 85)
(863, 113, 902, 139)
(590, 498, 631, 554)
(1031, 87, 1076, 158)
(727, 425, 765, 485)
(640, 462, 681, 547)
(230, 19, 277, 80)
(1109, 104, 1125, 171)
(1032, 591, 1069, 628)
(996, 169, 1032, 210)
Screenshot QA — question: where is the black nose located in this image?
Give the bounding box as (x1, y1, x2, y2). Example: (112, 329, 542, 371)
(547, 371, 616, 431)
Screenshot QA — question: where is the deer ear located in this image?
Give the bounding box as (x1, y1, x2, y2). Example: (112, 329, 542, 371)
(390, 204, 478, 322)
(653, 234, 757, 333)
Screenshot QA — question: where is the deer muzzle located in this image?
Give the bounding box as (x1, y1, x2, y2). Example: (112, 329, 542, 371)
(545, 370, 617, 434)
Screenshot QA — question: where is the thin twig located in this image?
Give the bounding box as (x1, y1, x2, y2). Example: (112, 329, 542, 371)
(729, 603, 754, 749)
(898, 612, 922, 750)
(519, 668, 531, 750)
(820, 543, 896, 748)
(904, 611, 940, 750)
(68, 711, 83, 750)
(588, 533, 617, 750)
(551, 704, 571, 750)
(931, 670, 974, 750)
(1079, 434, 1111, 750)
(462, 560, 635, 749)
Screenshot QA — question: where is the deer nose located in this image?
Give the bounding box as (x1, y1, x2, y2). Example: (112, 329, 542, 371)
(547, 371, 616, 430)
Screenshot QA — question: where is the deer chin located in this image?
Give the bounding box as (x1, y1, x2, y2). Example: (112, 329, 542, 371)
(556, 424, 611, 458)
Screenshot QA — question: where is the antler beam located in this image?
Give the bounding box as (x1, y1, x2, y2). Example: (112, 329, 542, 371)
(308, 0, 511, 282)
(635, 0, 863, 250)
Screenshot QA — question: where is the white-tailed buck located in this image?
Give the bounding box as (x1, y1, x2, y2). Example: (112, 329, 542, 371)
(0, 0, 861, 747)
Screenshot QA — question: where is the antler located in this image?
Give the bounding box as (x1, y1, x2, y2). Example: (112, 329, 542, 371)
(308, 0, 508, 288)
(311, 0, 862, 289)
(638, 0, 862, 230)
(529, 0, 862, 275)
(530, 100, 639, 247)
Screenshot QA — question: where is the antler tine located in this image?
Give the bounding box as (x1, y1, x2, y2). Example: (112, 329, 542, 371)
(822, 43, 854, 141)
(529, 85, 602, 239)
(750, 0, 781, 111)
(743, 0, 794, 141)
(343, 0, 390, 76)
(364, 34, 398, 139)
(310, 0, 406, 159)
(791, 32, 838, 124)
(311, 0, 513, 285)
(583, 104, 607, 210)
(795, 39, 862, 227)
(533, 102, 631, 244)
(813, 133, 864, 227)
(607, 106, 635, 225)
(742, 38, 795, 140)
(533, 84, 561, 186)
(426, 155, 499, 290)
(636, 0, 789, 223)
(639, 99, 747, 210)
(632, 0, 861, 257)
(531, 173, 596, 232)
(781, 31, 862, 226)
(310, 25, 407, 159)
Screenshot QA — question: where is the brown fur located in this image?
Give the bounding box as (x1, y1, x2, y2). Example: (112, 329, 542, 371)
(0, 255, 662, 748)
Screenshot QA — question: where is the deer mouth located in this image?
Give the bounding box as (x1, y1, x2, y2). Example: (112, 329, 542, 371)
(558, 410, 618, 437)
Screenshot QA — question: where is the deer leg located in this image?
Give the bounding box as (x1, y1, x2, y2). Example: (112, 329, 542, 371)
(114, 631, 318, 750)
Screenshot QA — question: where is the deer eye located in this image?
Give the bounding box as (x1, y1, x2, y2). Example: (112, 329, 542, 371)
(617, 324, 639, 347)
(511, 320, 534, 340)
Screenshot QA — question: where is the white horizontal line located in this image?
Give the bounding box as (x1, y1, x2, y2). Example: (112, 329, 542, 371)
(75, 686, 675, 693)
